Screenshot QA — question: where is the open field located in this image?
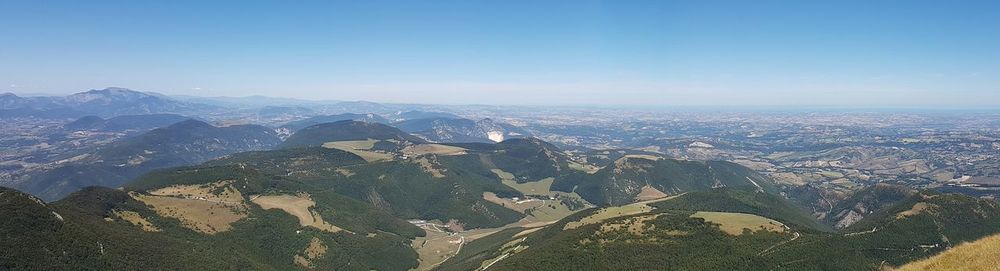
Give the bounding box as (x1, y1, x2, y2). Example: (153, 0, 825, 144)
(483, 192, 543, 213)
(412, 224, 465, 271)
(635, 185, 669, 201)
(322, 139, 394, 162)
(403, 144, 467, 157)
(563, 193, 683, 230)
(567, 161, 601, 173)
(623, 154, 662, 160)
(490, 168, 589, 223)
(132, 191, 247, 234)
(148, 180, 246, 205)
(690, 211, 786, 235)
(493, 169, 552, 195)
(564, 202, 653, 230)
(251, 193, 343, 233)
(896, 233, 1000, 271)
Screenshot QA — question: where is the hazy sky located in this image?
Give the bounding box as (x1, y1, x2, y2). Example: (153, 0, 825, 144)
(1, 0, 998, 107)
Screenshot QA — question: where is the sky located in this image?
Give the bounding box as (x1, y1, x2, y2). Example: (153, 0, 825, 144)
(1, 0, 998, 107)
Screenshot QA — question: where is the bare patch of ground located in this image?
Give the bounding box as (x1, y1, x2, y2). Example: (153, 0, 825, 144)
(564, 193, 683, 230)
(132, 190, 248, 234)
(896, 202, 936, 219)
(148, 180, 246, 205)
(251, 193, 344, 233)
(335, 168, 355, 177)
(414, 156, 446, 178)
(112, 210, 161, 232)
(634, 185, 669, 201)
(294, 237, 328, 268)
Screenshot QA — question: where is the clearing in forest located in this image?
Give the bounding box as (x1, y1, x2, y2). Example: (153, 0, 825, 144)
(689, 211, 786, 235)
(563, 193, 683, 230)
(293, 237, 328, 268)
(322, 139, 394, 162)
(634, 185, 669, 201)
(403, 144, 467, 157)
(411, 223, 465, 271)
(132, 191, 247, 234)
(251, 193, 344, 233)
(112, 210, 161, 232)
(489, 168, 590, 223)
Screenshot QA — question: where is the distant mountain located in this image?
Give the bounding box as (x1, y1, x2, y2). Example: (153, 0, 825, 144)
(62, 114, 191, 132)
(394, 117, 528, 143)
(171, 95, 339, 107)
(0, 92, 61, 110)
(280, 120, 425, 148)
(2, 88, 217, 119)
(281, 113, 390, 132)
(60, 87, 213, 117)
(17, 120, 281, 201)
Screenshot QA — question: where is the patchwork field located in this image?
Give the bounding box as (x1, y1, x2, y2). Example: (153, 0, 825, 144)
(322, 139, 394, 162)
(690, 211, 786, 235)
(251, 193, 343, 233)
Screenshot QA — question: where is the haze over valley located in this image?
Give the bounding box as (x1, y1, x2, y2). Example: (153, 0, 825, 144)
(3, 1, 1000, 270)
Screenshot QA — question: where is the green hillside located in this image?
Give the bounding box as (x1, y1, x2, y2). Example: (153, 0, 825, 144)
(280, 120, 426, 148)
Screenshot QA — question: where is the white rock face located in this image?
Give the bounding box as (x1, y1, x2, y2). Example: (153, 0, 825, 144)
(487, 131, 505, 142)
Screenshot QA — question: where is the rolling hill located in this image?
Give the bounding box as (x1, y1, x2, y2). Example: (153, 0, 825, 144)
(17, 120, 281, 201)
(394, 117, 528, 143)
(280, 120, 426, 148)
(281, 113, 390, 132)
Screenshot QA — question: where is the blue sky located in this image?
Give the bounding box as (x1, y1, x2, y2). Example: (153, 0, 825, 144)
(1, 0, 998, 107)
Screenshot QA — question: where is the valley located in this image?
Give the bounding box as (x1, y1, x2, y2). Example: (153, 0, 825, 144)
(1, 88, 999, 270)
